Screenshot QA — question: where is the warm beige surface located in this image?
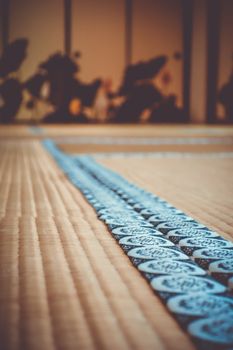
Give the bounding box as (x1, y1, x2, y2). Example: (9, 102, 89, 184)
(1, 125, 233, 350)
(60, 143, 233, 154)
(0, 140, 195, 350)
(40, 124, 233, 138)
(0, 125, 31, 138)
(9, 0, 64, 80)
(99, 156, 233, 242)
(1, 124, 233, 139)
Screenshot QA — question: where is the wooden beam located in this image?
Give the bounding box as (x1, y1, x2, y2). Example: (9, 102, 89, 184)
(125, 0, 132, 66)
(1, 0, 10, 50)
(206, 0, 221, 123)
(64, 0, 72, 55)
(182, 0, 194, 120)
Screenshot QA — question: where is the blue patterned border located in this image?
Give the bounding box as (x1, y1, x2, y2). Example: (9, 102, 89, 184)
(44, 140, 233, 349)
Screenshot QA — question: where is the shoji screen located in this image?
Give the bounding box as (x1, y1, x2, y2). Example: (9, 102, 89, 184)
(9, 0, 64, 80)
(72, 0, 125, 89)
(132, 0, 183, 106)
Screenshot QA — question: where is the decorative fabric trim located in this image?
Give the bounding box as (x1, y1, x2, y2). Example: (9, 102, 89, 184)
(44, 140, 233, 349)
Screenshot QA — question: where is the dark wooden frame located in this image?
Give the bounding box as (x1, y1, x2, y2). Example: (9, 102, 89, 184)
(206, 0, 221, 123)
(64, 0, 72, 55)
(1, 0, 10, 50)
(182, 0, 193, 121)
(125, 0, 132, 66)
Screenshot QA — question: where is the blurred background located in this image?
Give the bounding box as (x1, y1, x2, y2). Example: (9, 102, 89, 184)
(0, 0, 233, 125)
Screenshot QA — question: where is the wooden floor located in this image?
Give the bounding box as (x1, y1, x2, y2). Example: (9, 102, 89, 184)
(1, 124, 233, 350)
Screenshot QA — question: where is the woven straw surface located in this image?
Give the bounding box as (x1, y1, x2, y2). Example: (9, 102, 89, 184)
(2, 124, 233, 138)
(99, 156, 233, 242)
(41, 124, 233, 138)
(60, 143, 233, 154)
(1, 124, 233, 350)
(0, 139, 195, 350)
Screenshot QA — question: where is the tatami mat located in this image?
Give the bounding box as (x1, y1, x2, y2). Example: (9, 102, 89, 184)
(0, 140, 195, 350)
(1, 125, 233, 350)
(99, 156, 233, 242)
(60, 143, 233, 154)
